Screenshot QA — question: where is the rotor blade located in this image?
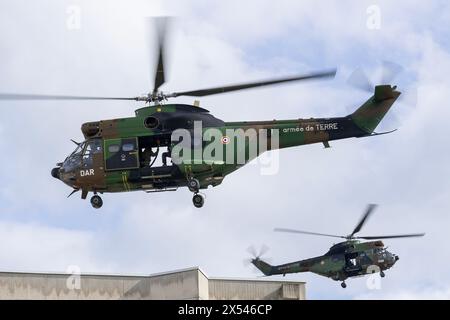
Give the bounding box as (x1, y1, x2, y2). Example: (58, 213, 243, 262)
(246, 245, 258, 258)
(347, 68, 373, 93)
(259, 244, 269, 257)
(380, 61, 404, 85)
(246, 244, 270, 258)
(243, 258, 253, 267)
(358, 233, 425, 240)
(171, 69, 337, 97)
(0, 93, 137, 101)
(350, 203, 378, 238)
(150, 17, 170, 94)
(397, 86, 418, 109)
(274, 227, 345, 239)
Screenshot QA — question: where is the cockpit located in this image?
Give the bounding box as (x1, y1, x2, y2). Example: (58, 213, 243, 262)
(51, 138, 103, 188)
(61, 142, 84, 173)
(61, 139, 102, 173)
(372, 247, 399, 266)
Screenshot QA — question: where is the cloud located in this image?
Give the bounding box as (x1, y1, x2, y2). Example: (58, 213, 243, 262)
(0, 221, 97, 272)
(356, 287, 450, 300)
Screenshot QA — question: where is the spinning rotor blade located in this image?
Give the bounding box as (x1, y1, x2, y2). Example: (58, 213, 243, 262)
(244, 245, 272, 275)
(0, 17, 172, 103)
(357, 233, 425, 240)
(170, 69, 337, 97)
(0, 93, 137, 101)
(246, 245, 258, 258)
(398, 87, 418, 108)
(243, 257, 253, 267)
(380, 60, 404, 85)
(274, 228, 345, 239)
(246, 244, 269, 258)
(0, 20, 335, 103)
(347, 68, 373, 93)
(347, 61, 404, 93)
(150, 17, 169, 94)
(349, 203, 378, 238)
(259, 244, 270, 257)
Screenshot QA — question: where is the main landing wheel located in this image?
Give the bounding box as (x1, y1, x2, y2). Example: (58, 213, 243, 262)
(380, 271, 385, 278)
(192, 194, 204, 208)
(90, 195, 103, 209)
(188, 178, 200, 192)
(341, 282, 347, 289)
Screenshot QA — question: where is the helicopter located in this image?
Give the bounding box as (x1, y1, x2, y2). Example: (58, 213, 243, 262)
(250, 204, 424, 288)
(0, 19, 401, 209)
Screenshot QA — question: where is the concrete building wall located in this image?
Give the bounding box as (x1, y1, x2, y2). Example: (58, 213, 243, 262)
(197, 269, 210, 300)
(129, 268, 201, 300)
(209, 279, 306, 300)
(0, 268, 306, 300)
(0, 272, 132, 299)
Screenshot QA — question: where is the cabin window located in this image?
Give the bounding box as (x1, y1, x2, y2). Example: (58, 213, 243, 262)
(104, 137, 139, 171)
(122, 143, 135, 152)
(108, 145, 120, 153)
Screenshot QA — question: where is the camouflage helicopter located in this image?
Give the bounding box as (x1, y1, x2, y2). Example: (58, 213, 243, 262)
(251, 204, 424, 288)
(0, 19, 402, 209)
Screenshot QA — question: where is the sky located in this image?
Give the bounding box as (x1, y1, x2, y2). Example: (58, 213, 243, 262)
(0, 0, 449, 299)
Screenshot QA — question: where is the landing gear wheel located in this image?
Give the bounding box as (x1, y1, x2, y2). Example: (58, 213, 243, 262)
(90, 195, 103, 209)
(192, 194, 204, 208)
(341, 282, 347, 289)
(188, 178, 200, 192)
(380, 271, 385, 278)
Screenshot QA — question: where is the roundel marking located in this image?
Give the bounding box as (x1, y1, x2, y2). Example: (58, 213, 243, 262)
(221, 136, 230, 144)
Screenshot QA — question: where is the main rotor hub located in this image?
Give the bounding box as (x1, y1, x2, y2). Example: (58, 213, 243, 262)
(136, 91, 169, 103)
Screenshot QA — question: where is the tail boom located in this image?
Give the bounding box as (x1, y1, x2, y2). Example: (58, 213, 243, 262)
(252, 258, 312, 276)
(351, 85, 401, 134)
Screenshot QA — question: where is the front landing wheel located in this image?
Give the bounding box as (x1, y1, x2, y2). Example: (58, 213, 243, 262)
(90, 195, 103, 209)
(380, 271, 385, 278)
(341, 282, 347, 289)
(188, 178, 200, 192)
(192, 194, 204, 208)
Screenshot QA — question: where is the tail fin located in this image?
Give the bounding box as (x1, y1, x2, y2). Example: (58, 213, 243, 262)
(351, 85, 401, 134)
(251, 258, 274, 276)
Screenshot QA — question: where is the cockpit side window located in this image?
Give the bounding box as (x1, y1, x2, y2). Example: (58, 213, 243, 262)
(71, 142, 85, 156)
(83, 139, 102, 167)
(372, 248, 383, 255)
(62, 143, 84, 173)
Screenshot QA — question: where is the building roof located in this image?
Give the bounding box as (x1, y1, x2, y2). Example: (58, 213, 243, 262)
(0, 266, 306, 300)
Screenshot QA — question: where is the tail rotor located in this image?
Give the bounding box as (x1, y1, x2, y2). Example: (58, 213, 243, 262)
(347, 61, 403, 94)
(346, 61, 417, 128)
(244, 245, 272, 275)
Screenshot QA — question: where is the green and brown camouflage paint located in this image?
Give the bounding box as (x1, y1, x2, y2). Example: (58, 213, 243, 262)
(55, 85, 400, 197)
(252, 239, 399, 282)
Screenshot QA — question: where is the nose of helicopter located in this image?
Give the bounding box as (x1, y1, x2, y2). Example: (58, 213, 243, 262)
(388, 253, 399, 267)
(51, 162, 77, 188)
(51, 167, 60, 179)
